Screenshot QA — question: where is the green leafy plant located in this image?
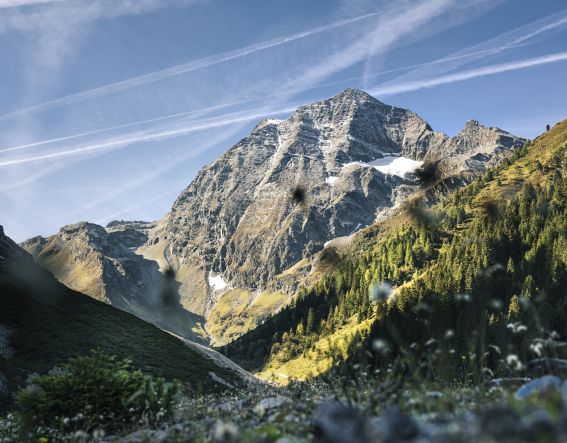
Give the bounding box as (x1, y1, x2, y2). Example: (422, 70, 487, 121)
(15, 349, 178, 435)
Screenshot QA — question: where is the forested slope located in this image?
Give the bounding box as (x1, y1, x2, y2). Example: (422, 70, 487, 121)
(223, 120, 567, 383)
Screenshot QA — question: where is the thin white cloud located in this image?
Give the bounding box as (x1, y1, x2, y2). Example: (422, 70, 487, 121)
(369, 51, 567, 96)
(0, 10, 379, 121)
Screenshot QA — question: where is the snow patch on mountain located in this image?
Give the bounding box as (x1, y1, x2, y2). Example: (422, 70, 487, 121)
(371, 156, 423, 177)
(209, 274, 228, 291)
(344, 155, 423, 178)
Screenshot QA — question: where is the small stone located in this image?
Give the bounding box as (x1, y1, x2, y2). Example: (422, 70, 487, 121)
(480, 406, 523, 440)
(514, 375, 562, 399)
(253, 396, 290, 417)
(373, 407, 420, 442)
(313, 401, 374, 443)
(522, 409, 558, 441)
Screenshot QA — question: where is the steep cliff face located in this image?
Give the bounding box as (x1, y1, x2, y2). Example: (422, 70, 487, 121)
(141, 89, 524, 320)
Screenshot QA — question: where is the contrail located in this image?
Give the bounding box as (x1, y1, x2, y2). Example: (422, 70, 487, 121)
(377, 8, 567, 89)
(0, 100, 248, 153)
(370, 51, 567, 97)
(0, 104, 298, 167)
(514, 11, 567, 44)
(67, 124, 247, 218)
(0, 11, 379, 121)
(95, 190, 179, 224)
(0, 0, 63, 8)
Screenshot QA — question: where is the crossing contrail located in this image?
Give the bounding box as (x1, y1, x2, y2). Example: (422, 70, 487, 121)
(370, 51, 567, 97)
(0, 11, 379, 121)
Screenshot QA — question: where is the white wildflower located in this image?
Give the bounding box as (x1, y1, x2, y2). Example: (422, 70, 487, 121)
(213, 420, 238, 441)
(371, 339, 390, 355)
(507, 322, 528, 334)
(529, 341, 544, 357)
(506, 354, 524, 371)
(489, 299, 504, 312)
(92, 429, 105, 439)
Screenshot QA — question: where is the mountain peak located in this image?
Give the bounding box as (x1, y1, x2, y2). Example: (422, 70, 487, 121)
(330, 88, 382, 105)
(60, 221, 105, 235)
(254, 117, 283, 131)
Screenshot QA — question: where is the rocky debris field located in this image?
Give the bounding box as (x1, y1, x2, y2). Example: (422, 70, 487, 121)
(116, 374, 567, 443)
(5, 374, 562, 442)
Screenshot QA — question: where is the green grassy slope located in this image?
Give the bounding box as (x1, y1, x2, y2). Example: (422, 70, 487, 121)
(0, 230, 240, 410)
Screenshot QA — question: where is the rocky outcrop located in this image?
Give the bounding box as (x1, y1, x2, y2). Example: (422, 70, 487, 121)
(426, 118, 524, 180)
(22, 222, 160, 310)
(141, 88, 524, 317)
(106, 220, 156, 249)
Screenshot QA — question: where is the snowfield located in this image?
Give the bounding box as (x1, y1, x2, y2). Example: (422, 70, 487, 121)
(208, 274, 228, 291)
(344, 155, 423, 178)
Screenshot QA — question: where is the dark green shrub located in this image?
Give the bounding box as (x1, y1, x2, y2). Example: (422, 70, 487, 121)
(16, 350, 178, 434)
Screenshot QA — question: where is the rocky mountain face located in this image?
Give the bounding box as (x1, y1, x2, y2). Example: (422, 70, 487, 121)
(21, 221, 207, 342)
(141, 88, 524, 319)
(19, 89, 524, 345)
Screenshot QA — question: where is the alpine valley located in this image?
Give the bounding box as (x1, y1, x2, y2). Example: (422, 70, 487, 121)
(2, 86, 567, 442)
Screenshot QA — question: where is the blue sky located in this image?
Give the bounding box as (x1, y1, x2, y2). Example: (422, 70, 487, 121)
(0, 0, 566, 242)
